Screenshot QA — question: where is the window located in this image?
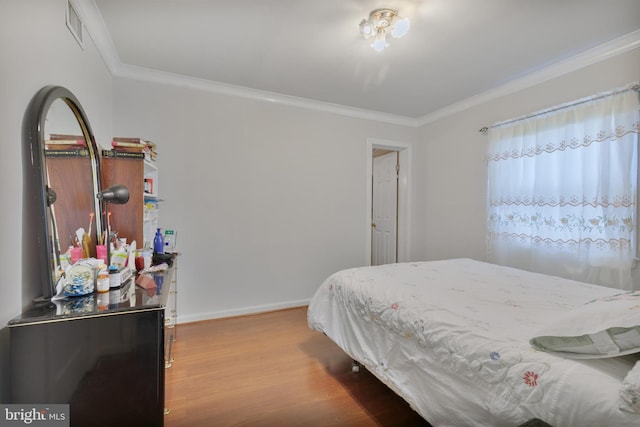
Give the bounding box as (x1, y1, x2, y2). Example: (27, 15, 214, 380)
(486, 84, 640, 290)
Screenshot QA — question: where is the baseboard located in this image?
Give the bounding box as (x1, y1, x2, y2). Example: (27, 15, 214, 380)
(176, 298, 311, 324)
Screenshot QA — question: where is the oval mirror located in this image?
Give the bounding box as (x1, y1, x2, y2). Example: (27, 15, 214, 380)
(22, 86, 103, 305)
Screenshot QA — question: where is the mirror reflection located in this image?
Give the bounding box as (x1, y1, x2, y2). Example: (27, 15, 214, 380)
(37, 92, 103, 300)
(43, 99, 97, 265)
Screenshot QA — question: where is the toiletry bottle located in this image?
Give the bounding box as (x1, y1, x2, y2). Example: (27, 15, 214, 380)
(109, 265, 121, 288)
(96, 264, 110, 293)
(153, 228, 164, 254)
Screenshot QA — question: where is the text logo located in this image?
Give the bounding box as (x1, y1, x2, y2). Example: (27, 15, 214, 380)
(0, 405, 69, 427)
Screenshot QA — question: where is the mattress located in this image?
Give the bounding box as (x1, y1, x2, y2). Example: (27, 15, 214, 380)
(307, 258, 639, 426)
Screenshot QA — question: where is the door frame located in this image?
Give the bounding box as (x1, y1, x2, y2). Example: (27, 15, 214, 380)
(365, 138, 412, 266)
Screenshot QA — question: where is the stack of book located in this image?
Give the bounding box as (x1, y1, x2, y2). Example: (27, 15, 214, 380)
(102, 137, 158, 160)
(44, 134, 89, 157)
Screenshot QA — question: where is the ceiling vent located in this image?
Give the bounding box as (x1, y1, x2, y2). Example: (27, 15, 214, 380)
(66, 0, 84, 49)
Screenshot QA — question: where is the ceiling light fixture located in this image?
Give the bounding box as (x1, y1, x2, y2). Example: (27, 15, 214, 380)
(359, 8, 410, 52)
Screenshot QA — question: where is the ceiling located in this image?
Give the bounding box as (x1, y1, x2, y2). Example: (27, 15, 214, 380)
(83, 0, 640, 124)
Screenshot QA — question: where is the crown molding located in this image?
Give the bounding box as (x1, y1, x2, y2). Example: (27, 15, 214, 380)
(416, 29, 640, 127)
(116, 64, 420, 127)
(74, 0, 418, 127)
(77, 0, 639, 129)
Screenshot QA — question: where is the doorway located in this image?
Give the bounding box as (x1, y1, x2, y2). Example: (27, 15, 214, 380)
(366, 138, 411, 266)
(372, 150, 398, 265)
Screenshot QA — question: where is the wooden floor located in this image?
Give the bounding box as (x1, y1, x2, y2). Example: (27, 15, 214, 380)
(164, 306, 431, 427)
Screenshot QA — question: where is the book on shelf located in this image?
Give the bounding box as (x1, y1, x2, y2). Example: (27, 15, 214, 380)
(46, 144, 89, 151)
(101, 149, 145, 159)
(45, 148, 89, 157)
(112, 136, 148, 144)
(111, 145, 146, 153)
(112, 136, 158, 161)
(45, 138, 87, 146)
(48, 133, 85, 141)
(112, 140, 147, 149)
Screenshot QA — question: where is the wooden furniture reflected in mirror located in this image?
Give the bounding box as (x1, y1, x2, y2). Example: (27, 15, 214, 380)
(22, 86, 102, 305)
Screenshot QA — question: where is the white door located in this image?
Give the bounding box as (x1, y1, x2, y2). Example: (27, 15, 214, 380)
(372, 151, 398, 265)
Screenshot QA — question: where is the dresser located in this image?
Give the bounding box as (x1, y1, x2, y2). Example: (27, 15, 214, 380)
(8, 263, 177, 427)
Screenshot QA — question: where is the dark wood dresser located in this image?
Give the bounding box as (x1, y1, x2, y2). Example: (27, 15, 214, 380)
(8, 264, 176, 426)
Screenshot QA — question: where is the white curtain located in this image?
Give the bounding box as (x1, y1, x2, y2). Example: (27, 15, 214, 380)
(487, 84, 640, 290)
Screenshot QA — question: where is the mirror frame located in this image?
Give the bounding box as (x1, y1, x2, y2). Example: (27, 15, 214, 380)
(22, 86, 103, 305)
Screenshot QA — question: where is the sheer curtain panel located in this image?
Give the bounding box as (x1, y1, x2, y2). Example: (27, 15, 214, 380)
(487, 84, 640, 290)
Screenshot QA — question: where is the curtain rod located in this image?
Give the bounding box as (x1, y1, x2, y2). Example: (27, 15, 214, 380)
(479, 83, 640, 135)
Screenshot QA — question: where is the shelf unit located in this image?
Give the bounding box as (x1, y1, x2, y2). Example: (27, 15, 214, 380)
(144, 159, 159, 249)
(144, 159, 159, 199)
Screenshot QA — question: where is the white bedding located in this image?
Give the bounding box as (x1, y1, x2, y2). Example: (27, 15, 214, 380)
(307, 258, 640, 427)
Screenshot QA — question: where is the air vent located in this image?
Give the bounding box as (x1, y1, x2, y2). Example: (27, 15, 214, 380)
(66, 0, 84, 49)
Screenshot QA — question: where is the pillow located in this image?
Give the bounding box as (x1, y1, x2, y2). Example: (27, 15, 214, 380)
(529, 290, 640, 359)
(620, 360, 640, 413)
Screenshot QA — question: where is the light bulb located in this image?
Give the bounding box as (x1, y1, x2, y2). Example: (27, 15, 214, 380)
(371, 32, 389, 52)
(359, 19, 373, 37)
(391, 17, 410, 38)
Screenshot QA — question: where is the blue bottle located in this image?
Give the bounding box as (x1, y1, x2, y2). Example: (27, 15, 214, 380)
(153, 228, 164, 254)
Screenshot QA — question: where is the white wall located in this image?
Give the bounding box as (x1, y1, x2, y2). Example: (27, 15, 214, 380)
(0, 0, 112, 403)
(112, 45, 640, 323)
(413, 47, 640, 263)
(111, 79, 418, 322)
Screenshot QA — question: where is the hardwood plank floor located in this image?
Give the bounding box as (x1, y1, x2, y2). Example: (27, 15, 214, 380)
(164, 306, 431, 426)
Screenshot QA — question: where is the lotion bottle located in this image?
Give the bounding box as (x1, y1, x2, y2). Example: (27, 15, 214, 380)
(153, 228, 164, 254)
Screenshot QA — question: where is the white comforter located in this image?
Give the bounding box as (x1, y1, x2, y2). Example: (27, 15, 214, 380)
(307, 258, 639, 427)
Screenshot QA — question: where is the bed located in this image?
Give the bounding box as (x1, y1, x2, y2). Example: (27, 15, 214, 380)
(307, 258, 640, 426)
